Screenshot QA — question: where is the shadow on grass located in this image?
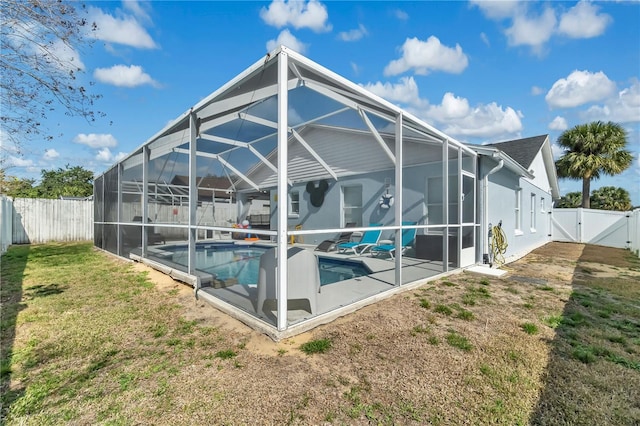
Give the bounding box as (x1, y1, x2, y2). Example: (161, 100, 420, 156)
(23, 283, 67, 299)
(0, 245, 30, 419)
(530, 245, 640, 425)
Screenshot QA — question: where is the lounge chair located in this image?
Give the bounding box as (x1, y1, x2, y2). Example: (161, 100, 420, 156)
(371, 222, 417, 259)
(314, 222, 356, 252)
(337, 224, 382, 255)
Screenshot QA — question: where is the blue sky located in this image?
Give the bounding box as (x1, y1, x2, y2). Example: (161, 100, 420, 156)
(4, 0, 640, 205)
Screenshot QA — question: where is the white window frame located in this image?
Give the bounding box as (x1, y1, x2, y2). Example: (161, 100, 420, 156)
(530, 193, 536, 232)
(515, 188, 523, 235)
(540, 197, 546, 213)
(288, 191, 300, 218)
(342, 185, 363, 227)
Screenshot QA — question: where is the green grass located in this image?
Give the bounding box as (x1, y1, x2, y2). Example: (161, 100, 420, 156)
(445, 332, 473, 352)
(456, 309, 475, 321)
(521, 323, 539, 335)
(2, 242, 639, 425)
(214, 349, 237, 360)
(419, 298, 431, 309)
(299, 338, 332, 355)
(542, 315, 563, 329)
(434, 304, 452, 316)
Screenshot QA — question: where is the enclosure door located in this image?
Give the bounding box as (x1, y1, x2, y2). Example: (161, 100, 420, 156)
(460, 174, 476, 267)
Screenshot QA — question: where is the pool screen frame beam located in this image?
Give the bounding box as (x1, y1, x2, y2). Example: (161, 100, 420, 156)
(277, 50, 289, 331)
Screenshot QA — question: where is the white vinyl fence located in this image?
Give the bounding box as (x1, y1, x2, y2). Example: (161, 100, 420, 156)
(0, 196, 13, 254)
(552, 207, 640, 255)
(4, 198, 94, 248)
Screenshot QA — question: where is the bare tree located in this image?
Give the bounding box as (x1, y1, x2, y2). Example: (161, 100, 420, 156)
(0, 0, 104, 155)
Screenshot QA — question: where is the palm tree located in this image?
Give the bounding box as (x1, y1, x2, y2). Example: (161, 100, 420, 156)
(590, 186, 632, 211)
(555, 121, 633, 208)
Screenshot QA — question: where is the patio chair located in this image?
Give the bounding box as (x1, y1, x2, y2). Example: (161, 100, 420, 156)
(337, 224, 382, 256)
(371, 222, 417, 259)
(314, 222, 356, 252)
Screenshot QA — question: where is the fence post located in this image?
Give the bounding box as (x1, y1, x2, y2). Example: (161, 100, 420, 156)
(577, 208, 584, 243)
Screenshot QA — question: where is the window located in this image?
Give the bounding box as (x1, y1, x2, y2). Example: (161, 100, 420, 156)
(515, 188, 522, 234)
(530, 193, 536, 232)
(540, 197, 546, 213)
(342, 185, 362, 227)
(288, 191, 299, 217)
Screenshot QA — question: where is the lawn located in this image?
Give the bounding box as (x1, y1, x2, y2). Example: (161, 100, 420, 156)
(1, 241, 639, 425)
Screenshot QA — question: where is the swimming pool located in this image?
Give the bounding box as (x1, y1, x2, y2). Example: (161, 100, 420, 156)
(157, 242, 371, 286)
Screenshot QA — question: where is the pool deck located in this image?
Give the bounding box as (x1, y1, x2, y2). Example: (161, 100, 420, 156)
(131, 240, 450, 337)
(195, 242, 446, 325)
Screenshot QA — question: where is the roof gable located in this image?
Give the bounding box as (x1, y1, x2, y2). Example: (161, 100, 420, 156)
(485, 135, 547, 170)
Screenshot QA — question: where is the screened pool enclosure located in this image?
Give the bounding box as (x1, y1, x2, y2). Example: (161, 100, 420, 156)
(94, 46, 479, 339)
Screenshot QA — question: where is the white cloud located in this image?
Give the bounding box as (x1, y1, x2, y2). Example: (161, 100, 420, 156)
(266, 29, 307, 54)
(94, 64, 159, 88)
(6, 22, 85, 72)
(7, 156, 34, 168)
(350, 61, 360, 75)
(470, 0, 521, 20)
(362, 77, 427, 109)
(558, 1, 612, 39)
(95, 147, 127, 163)
(424, 93, 523, 139)
(425, 92, 470, 121)
(472, 1, 610, 55)
(531, 86, 544, 96)
(545, 70, 616, 109)
(548, 116, 568, 131)
(384, 36, 468, 76)
(74, 133, 118, 149)
(260, 0, 331, 32)
(114, 152, 128, 162)
(43, 149, 60, 160)
(338, 24, 368, 42)
(551, 142, 565, 160)
(480, 32, 490, 47)
(394, 9, 409, 21)
(583, 80, 640, 123)
(504, 7, 556, 54)
(95, 147, 113, 162)
(47, 39, 85, 72)
(88, 7, 157, 49)
(123, 0, 152, 23)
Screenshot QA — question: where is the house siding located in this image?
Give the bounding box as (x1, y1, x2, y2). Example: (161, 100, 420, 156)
(482, 157, 552, 262)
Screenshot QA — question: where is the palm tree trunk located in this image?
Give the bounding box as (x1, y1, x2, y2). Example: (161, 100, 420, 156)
(582, 177, 590, 208)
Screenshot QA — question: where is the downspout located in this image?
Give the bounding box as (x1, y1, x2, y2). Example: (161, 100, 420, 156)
(482, 156, 504, 263)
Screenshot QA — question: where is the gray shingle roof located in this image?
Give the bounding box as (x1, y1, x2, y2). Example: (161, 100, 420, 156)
(485, 135, 548, 169)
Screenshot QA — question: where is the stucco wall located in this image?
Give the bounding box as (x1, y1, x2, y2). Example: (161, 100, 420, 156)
(269, 162, 449, 245)
(482, 158, 552, 262)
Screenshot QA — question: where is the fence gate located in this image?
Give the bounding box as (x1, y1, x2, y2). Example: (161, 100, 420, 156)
(551, 208, 631, 249)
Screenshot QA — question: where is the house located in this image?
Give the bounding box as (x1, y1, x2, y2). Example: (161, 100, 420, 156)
(472, 135, 560, 265)
(93, 46, 559, 339)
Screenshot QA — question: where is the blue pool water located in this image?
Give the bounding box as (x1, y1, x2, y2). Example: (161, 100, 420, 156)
(159, 243, 371, 286)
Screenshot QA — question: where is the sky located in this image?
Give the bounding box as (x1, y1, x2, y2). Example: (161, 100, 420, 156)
(3, 0, 640, 205)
